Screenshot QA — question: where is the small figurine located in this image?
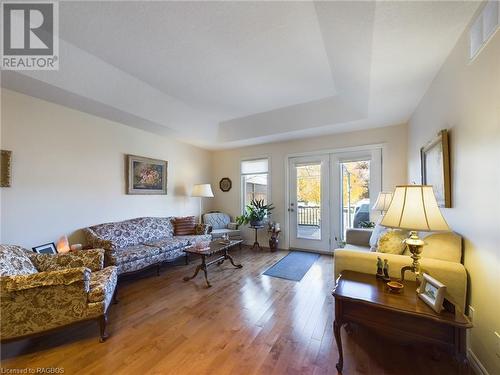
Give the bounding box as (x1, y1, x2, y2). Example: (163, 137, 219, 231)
(383, 259, 391, 281)
(376, 257, 384, 279)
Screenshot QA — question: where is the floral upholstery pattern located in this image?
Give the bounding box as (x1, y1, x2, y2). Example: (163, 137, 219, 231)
(84, 217, 210, 275)
(89, 267, 118, 303)
(28, 249, 105, 272)
(0, 244, 117, 341)
(111, 245, 162, 265)
(0, 244, 38, 276)
(144, 237, 191, 252)
(84, 217, 175, 250)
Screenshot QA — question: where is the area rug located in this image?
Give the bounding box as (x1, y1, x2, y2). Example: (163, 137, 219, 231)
(263, 251, 319, 281)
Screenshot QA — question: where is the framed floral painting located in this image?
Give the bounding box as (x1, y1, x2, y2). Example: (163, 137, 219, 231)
(127, 155, 167, 195)
(420, 129, 451, 208)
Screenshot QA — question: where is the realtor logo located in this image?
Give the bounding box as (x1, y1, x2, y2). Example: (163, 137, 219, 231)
(1, 1, 59, 70)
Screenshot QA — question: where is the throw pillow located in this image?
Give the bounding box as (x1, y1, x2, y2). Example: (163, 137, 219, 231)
(369, 224, 388, 251)
(377, 230, 408, 255)
(173, 216, 197, 236)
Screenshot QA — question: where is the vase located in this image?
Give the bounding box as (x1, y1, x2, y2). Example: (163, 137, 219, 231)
(269, 237, 278, 252)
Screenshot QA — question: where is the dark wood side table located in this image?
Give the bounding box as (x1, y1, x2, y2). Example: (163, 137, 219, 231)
(183, 240, 243, 288)
(250, 225, 264, 250)
(332, 271, 472, 374)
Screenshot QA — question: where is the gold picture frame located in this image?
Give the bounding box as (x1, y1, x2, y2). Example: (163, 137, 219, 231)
(126, 154, 168, 195)
(1, 150, 12, 187)
(420, 129, 451, 208)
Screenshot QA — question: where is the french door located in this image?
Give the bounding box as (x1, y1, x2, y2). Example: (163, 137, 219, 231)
(288, 148, 382, 253)
(288, 155, 330, 252)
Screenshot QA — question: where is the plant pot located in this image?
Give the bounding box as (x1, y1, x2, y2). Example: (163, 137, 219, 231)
(250, 220, 263, 227)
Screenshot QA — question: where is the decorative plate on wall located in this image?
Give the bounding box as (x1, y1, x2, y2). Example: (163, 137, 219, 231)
(219, 177, 232, 192)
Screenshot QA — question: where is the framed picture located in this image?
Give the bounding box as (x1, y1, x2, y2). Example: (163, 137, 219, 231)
(420, 129, 451, 208)
(127, 155, 167, 195)
(33, 242, 57, 254)
(219, 177, 232, 192)
(418, 273, 446, 313)
(1, 150, 12, 187)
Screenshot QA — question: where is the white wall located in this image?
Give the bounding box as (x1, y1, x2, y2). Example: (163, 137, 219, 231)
(211, 124, 408, 248)
(0, 89, 212, 247)
(408, 27, 500, 374)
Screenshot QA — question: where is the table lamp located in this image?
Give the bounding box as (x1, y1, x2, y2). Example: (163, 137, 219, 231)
(380, 185, 450, 283)
(372, 191, 393, 214)
(192, 184, 214, 223)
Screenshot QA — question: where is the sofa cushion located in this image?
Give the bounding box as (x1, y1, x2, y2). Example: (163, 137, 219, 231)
(144, 237, 190, 252)
(369, 224, 388, 251)
(405, 232, 462, 263)
(203, 212, 231, 230)
(343, 244, 370, 252)
(113, 245, 161, 265)
(0, 245, 38, 276)
(174, 234, 212, 244)
(88, 266, 117, 303)
(173, 216, 197, 235)
(377, 230, 408, 255)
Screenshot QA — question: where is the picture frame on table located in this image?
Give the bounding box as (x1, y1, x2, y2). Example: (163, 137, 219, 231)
(32, 242, 58, 254)
(420, 129, 451, 208)
(418, 273, 447, 313)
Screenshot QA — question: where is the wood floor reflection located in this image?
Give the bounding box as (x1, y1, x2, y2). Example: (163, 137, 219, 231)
(1, 247, 465, 374)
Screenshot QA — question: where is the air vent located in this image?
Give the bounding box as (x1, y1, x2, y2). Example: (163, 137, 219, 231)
(469, 1, 500, 60)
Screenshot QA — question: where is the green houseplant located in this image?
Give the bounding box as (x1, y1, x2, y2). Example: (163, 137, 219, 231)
(236, 199, 275, 227)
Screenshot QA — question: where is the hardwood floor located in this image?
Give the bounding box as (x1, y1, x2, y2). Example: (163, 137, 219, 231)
(1, 248, 466, 375)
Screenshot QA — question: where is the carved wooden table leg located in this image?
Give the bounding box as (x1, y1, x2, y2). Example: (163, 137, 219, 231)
(183, 264, 202, 282)
(334, 320, 344, 372)
(334, 299, 344, 372)
(225, 249, 243, 268)
(201, 255, 211, 287)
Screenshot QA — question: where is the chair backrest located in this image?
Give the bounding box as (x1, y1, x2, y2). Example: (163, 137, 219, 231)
(203, 212, 231, 230)
(0, 244, 38, 276)
(85, 217, 174, 249)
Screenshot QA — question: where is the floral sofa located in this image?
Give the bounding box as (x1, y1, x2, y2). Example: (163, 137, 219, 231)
(0, 245, 117, 342)
(83, 217, 211, 275)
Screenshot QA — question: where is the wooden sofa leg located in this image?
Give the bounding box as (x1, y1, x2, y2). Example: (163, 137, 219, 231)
(157, 263, 161, 276)
(99, 314, 109, 343)
(185, 253, 189, 265)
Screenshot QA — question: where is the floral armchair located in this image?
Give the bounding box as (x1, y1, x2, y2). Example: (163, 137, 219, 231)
(203, 212, 242, 241)
(0, 245, 117, 342)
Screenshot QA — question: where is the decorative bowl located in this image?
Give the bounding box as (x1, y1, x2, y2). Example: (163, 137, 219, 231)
(194, 240, 211, 250)
(387, 281, 404, 293)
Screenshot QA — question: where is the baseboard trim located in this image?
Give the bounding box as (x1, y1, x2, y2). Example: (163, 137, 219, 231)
(468, 349, 489, 375)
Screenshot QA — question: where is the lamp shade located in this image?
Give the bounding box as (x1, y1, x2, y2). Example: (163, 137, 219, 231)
(191, 184, 214, 198)
(372, 191, 393, 212)
(381, 185, 450, 232)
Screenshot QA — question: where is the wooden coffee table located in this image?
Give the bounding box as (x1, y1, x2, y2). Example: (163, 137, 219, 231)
(183, 240, 243, 288)
(332, 271, 472, 374)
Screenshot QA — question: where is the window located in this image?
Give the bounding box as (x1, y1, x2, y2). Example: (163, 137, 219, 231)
(470, 1, 499, 60)
(241, 158, 269, 211)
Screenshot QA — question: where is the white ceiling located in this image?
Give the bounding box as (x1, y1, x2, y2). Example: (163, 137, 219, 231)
(1, 1, 480, 149)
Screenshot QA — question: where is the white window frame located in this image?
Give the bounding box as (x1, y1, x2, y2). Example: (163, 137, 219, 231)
(240, 157, 271, 214)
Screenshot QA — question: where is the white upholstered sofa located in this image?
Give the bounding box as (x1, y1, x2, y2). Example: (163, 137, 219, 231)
(334, 228, 468, 311)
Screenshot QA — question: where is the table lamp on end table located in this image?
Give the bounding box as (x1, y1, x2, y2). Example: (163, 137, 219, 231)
(381, 185, 450, 283)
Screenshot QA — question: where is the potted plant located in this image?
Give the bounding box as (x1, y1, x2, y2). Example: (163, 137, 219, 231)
(236, 199, 275, 227)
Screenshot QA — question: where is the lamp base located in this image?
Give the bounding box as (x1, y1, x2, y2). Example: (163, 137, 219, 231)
(400, 231, 425, 285)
